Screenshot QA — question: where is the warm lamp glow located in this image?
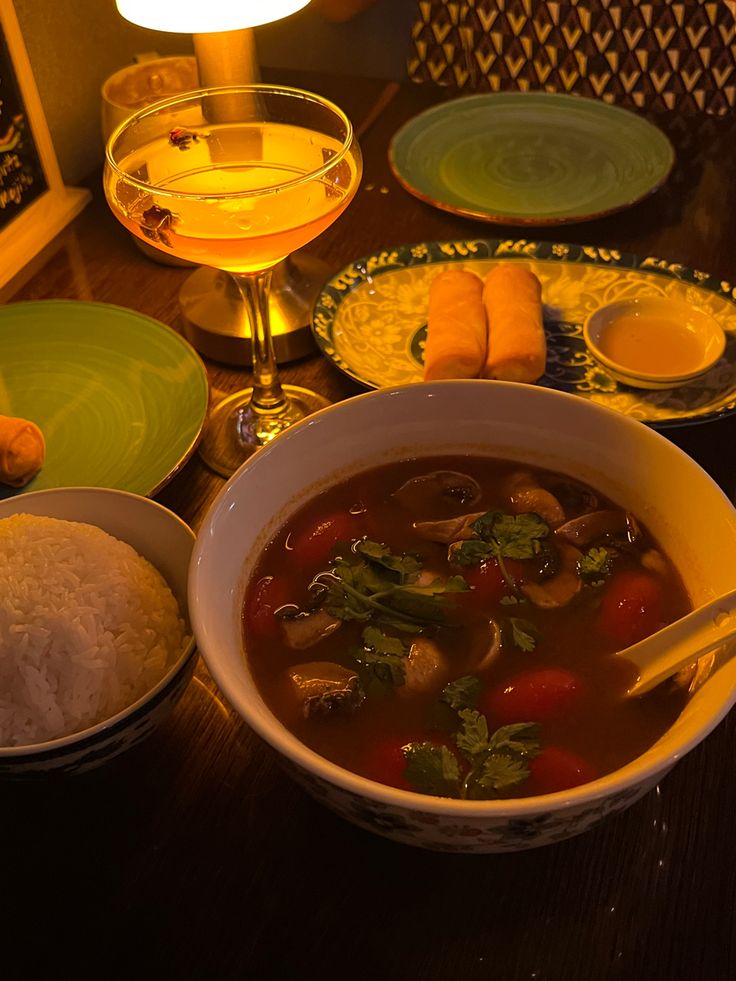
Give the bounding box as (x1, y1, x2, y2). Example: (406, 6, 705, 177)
(115, 0, 311, 33)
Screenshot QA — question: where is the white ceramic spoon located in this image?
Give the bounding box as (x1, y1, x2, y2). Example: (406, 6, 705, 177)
(620, 587, 736, 697)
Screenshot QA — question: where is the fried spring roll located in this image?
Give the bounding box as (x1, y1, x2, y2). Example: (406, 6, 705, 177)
(0, 415, 45, 487)
(423, 269, 487, 381)
(482, 264, 547, 383)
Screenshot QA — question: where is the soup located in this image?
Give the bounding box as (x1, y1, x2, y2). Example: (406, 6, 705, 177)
(242, 457, 690, 800)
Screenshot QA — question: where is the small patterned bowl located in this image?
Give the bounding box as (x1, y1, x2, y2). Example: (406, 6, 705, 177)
(190, 381, 736, 852)
(0, 487, 196, 776)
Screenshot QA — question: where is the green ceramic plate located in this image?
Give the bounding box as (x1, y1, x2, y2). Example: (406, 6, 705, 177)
(0, 300, 209, 499)
(389, 92, 675, 224)
(312, 239, 736, 428)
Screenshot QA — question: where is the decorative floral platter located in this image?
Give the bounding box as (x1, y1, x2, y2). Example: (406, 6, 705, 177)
(312, 239, 736, 428)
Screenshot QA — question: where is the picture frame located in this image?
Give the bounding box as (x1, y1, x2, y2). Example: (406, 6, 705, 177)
(0, 0, 90, 290)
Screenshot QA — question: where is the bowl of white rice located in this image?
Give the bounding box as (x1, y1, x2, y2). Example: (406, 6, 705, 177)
(0, 487, 196, 775)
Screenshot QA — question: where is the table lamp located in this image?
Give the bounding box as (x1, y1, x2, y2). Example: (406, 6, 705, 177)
(114, 0, 323, 365)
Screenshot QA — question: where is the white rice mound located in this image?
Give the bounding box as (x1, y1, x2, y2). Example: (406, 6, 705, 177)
(0, 513, 190, 748)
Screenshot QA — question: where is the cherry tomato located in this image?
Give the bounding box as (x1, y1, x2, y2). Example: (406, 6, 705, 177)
(246, 575, 290, 640)
(459, 557, 525, 606)
(482, 667, 583, 726)
(597, 569, 665, 648)
(289, 511, 359, 567)
(361, 737, 413, 791)
(528, 746, 599, 795)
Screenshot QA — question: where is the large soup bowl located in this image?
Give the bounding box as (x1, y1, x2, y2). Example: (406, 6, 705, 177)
(189, 381, 736, 852)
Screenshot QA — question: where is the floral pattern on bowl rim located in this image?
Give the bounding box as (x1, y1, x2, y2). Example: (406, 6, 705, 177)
(312, 238, 736, 428)
(281, 754, 666, 853)
(0, 652, 197, 778)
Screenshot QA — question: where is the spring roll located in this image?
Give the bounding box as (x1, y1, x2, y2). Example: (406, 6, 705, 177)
(482, 263, 547, 383)
(423, 269, 487, 381)
(0, 415, 45, 487)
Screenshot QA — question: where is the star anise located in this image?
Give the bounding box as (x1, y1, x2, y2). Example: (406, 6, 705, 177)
(169, 127, 200, 150)
(139, 203, 177, 247)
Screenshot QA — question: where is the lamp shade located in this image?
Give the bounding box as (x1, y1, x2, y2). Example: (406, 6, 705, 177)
(115, 0, 311, 33)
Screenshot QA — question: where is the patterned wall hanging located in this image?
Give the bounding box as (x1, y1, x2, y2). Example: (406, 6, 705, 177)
(408, 0, 736, 113)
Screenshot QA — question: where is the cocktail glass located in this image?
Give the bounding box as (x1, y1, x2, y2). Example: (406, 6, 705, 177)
(104, 84, 362, 476)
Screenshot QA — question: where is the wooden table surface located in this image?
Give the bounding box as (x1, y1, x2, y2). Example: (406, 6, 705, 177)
(3, 70, 736, 980)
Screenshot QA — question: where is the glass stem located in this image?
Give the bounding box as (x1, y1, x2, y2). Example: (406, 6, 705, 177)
(232, 270, 287, 414)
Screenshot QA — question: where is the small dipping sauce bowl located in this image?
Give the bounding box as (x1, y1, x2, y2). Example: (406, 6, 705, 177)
(583, 296, 726, 389)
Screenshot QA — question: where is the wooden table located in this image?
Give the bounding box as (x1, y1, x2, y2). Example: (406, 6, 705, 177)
(3, 70, 736, 980)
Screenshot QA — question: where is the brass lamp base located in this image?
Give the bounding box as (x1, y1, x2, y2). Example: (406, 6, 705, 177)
(178, 251, 330, 365)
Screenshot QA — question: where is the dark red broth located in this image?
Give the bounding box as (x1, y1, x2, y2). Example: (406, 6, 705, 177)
(242, 457, 690, 800)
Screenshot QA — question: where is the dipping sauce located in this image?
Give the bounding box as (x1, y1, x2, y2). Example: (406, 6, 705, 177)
(597, 313, 706, 376)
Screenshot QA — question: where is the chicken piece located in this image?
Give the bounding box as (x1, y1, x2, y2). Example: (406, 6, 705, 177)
(287, 661, 364, 717)
(400, 638, 449, 695)
(280, 610, 342, 649)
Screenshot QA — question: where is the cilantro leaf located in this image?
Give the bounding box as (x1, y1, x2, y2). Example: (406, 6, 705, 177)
(355, 626, 408, 686)
(357, 649, 406, 686)
(475, 753, 533, 792)
(455, 708, 491, 760)
(385, 587, 450, 625)
(361, 625, 407, 657)
(443, 575, 472, 593)
(441, 675, 481, 711)
(578, 546, 613, 585)
(314, 543, 467, 631)
(450, 539, 493, 567)
(355, 540, 421, 582)
(403, 742, 461, 797)
(506, 617, 539, 652)
(487, 722, 542, 757)
(453, 713, 542, 800)
(451, 511, 550, 595)
(473, 511, 550, 559)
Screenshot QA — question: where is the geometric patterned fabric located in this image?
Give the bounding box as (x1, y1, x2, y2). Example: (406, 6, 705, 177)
(408, 0, 736, 113)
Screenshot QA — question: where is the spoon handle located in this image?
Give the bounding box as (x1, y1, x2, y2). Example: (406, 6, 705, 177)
(621, 587, 736, 698)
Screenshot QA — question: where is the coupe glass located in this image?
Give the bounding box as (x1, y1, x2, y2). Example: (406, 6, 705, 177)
(104, 84, 362, 476)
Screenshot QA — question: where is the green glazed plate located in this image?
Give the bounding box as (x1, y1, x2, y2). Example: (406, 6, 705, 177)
(312, 239, 736, 428)
(0, 300, 209, 499)
(389, 92, 674, 224)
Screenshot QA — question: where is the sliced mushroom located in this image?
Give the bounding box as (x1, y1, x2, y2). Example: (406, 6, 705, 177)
(521, 544, 582, 608)
(400, 637, 449, 694)
(504, 470, 565, 526)
(287, 661, 364, 717)
(393, 471, 482, 511)
(476, 619, 502, 672)
(280, 609, 342, 649)
(641, 549, 668, 577)
(555, 510, 639, 548)
(545, 476, 598, 518)
(413, 511, 486, 544)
